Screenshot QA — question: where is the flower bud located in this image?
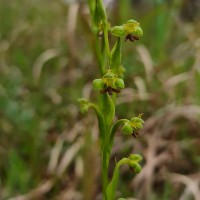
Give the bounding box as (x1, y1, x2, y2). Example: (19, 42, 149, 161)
(115, 78, 125, 89)
(77, 98, 90, 114)
(111, 26, 125, 37)
(129, 154, 142, 162)
(131, 163, 142, 173)
(93, 79, 104, 90)
(122, 122, 133, 134)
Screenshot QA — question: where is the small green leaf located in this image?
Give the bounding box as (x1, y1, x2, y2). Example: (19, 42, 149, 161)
(111, 37, 122, 72)
(88, 0, 100, 29)
(93, 79, 104, 90)
(101, 93, 115, 127)
(96, 0, 107, 24)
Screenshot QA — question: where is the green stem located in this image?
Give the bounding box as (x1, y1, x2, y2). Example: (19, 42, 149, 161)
(102, 119, 129, 177)
(102, 124, 111, 200)
(102, 117, 126, 200)
(89, 103, 109, 200)
(106, 158, 130, 200)
(89, 103, 106, 148)
(102, 145, 108, 200)
(109, 119, 129, 150)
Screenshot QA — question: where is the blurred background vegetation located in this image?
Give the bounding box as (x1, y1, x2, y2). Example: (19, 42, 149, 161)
(0, 0, 200, 199)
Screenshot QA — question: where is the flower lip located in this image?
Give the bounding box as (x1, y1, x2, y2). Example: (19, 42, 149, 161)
(125, 34, 139, 42)
(131, 131, 139, 138)
(100, 87, 120, 96)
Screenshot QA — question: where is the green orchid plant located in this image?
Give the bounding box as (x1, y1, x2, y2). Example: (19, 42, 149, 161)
(78, 1, 144, 199)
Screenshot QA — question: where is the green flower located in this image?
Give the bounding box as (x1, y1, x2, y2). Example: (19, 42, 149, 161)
(129, 154, 143, 173)
(121, 114, 144, 136)
(93, 70, 125, 95)
(111, 19, 143, 42)
(130, 115, 145, 131)
(124, 20, 143, 36)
